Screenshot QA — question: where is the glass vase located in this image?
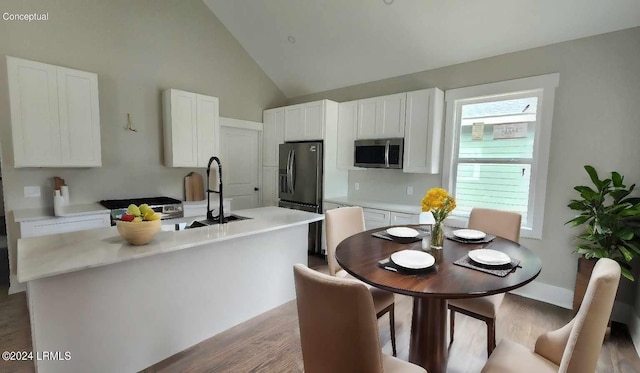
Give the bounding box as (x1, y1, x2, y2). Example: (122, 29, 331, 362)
(430, 222, 444, 249)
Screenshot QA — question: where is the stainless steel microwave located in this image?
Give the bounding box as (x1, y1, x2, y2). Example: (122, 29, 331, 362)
(354, 138, 404, 169)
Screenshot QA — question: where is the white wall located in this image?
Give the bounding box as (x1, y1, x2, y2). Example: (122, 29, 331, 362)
(0, 0, 286, 287)
(289, 27, 640, 308)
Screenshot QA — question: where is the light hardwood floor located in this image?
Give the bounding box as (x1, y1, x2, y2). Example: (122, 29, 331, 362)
(2, 256, 640, 373)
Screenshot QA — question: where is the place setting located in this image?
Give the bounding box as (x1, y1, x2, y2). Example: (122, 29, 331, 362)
(445, 228, 496, 244)
(378, 249, 437, 274)
(372, 226, 429, 244)
(454, 248, 521, 277)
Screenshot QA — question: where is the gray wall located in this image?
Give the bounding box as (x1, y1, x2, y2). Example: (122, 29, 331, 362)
(290, 27, 640, 306)
(0, 0, 286, 282)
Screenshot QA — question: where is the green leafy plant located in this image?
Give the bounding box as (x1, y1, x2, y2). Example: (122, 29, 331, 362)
(566, 165, 640, 281)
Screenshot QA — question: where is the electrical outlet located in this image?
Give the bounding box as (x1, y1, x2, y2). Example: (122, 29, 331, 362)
(24, 186, 41, 198)
(407, 186, 413, 195)
(354, 182, 360, 191)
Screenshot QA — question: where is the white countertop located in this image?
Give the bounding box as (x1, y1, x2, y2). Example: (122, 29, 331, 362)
(17, 207, 323, 283)
(14, 203, 110, 222)
(324, 196, 422, 214)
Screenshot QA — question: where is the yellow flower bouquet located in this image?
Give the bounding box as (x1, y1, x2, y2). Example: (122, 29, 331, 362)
(421, 188, 456, 248)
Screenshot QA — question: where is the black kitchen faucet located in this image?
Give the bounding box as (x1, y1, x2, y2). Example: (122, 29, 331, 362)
(206, 156, 224, 224)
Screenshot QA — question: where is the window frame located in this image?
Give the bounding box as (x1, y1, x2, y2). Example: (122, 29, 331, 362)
(442, 74, 559, 239)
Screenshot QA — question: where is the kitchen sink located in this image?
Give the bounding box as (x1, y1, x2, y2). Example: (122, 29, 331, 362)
(188, 214, 252, 228)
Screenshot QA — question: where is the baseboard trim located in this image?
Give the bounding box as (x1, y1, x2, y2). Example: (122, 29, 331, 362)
(8, 274, 26, 294)
(509, 280, 574, 310)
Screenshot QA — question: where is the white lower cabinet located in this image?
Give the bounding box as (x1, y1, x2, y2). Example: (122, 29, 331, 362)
(362, 208, 391, 230)
(390, 211, 419, 225)
(20, 214, 111, 238)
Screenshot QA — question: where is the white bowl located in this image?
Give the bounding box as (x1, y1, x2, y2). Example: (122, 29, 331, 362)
(386, 227, 420, 238)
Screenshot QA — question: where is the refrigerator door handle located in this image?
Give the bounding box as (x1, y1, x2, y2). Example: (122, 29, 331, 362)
(291, 150, 296, 193)
(384, 140, 390, 168)
(287, 150, 293, 193)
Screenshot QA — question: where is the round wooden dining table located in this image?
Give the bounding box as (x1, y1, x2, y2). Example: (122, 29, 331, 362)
(335, 227, 542, 373)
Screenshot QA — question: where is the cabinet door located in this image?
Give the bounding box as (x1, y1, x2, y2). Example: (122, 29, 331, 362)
(262, 108, 284, 167)
(337, 101, 358, 170)
(164, 89, 198, 167)
(57, 67, 101, 166)
(403, 88, 444, 173)
(363, 208, 391, 230)
(390, 211, 419, 226)
(262, 166, 279, 206)
(20, 214, 111, 238)
(284, 105, 304, 141)
(7, 57, 62, 167)
(379, 93, 406, 138)
(302, 101, 324, 140)
(356, 97, 378, 139)
(196, 94, 219, 167)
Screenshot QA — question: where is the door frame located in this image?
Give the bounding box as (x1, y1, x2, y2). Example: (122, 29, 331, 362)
(219, 117, 263, 207)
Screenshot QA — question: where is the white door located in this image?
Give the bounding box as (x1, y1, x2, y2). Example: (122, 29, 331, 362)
(220, 124, 260, 211)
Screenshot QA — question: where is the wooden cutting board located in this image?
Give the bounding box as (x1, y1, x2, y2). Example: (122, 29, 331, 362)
(184, 172, 205, 201)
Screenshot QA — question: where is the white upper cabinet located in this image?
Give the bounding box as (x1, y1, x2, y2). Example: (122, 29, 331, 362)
(356, 93, 406, 139)
(163, 89, 219, 168)
(336, 100, 359, 170)
(7, 56, 101, 167)
(262, 108, 284, 167)
(403, 88, 444, 174)
(284, 100, 325, 141)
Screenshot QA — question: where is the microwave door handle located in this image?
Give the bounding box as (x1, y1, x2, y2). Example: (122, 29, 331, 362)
(384, 140, 390, 168)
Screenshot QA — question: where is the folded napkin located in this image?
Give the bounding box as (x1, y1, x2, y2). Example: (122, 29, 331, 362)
(454, 255, 520, 277)
(445, 231, 496, 244)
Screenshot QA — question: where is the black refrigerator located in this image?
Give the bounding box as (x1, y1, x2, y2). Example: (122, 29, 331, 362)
(278, 141, 323, 255)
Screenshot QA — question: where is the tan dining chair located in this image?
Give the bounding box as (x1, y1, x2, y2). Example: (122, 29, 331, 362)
(293, 264, 427, 373)
(448, 207, 522, 356)
(325, 206, 397, 356)
(481, 258, 621, 373)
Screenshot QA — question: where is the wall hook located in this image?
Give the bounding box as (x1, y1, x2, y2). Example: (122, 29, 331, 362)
(126, 113, 137, 132)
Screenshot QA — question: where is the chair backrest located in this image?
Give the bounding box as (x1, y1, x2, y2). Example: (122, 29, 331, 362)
(534, 258, 621, 373)
(468, 207, 522, 243)
(325, 206, 366, 276)
(293, 263, 383, 373)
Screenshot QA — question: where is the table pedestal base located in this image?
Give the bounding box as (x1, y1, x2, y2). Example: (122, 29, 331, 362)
(409, 297, 448, 373)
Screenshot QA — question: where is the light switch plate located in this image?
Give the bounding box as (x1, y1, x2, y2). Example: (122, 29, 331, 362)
(354, 182, 360, 191)
(24, 186, 41, 198)
(407, 186, 413, 195)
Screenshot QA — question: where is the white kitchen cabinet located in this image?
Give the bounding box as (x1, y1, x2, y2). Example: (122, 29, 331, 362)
(390, 211, 419, 226)
(356, 93, 406, 139)
(20, 214, 111, 238)
(7, 56, 101, 167)
(403, 88, 444, 173)
(284, 100, 325, 141)
(336, 101, 359, 170)
(262, 166, 279, 207)
(363, 207, 391, 230)
(163, 89, 220, 168)
(262, 108, 284, 167)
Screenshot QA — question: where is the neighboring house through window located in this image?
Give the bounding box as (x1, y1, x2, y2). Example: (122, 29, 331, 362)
(442, 74, 559, 239)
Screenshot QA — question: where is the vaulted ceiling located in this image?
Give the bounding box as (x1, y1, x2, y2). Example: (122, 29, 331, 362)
(204, 0, 640, 98)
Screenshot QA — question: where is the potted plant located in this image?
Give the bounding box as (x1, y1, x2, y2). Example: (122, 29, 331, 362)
(566, 165, 640, 309)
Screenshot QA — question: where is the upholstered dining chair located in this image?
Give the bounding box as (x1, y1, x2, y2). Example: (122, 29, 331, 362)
(481, 258, 621, 372)
(293, 264, 427, 373)
(448, 207, 522, 356)
(325, 206, 397, 356)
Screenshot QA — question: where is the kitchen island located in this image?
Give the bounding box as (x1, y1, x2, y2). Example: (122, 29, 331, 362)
(18, 207, 322, 373)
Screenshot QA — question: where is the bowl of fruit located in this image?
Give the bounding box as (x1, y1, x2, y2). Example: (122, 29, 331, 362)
(116, 204, 162, 245)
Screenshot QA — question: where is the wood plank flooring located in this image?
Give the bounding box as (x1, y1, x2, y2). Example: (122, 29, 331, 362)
(2, 256, 639, 372)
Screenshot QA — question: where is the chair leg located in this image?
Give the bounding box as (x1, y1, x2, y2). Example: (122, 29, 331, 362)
(487, 318, 496, 356)
(449, 307, 455, 345)
(389, 304, 397, 357)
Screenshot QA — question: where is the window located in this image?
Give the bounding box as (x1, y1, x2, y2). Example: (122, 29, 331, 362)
(442, 74, 559, 239)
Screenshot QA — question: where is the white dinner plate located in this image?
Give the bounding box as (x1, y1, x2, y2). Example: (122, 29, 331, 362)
(390, 250, 435, 270)
(453, 229, 486, 240)
(468, 249, 511, 266)
(386, 227, 420, 238)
